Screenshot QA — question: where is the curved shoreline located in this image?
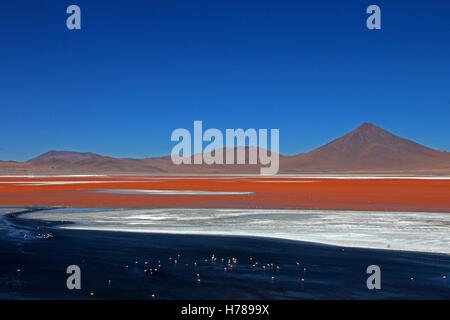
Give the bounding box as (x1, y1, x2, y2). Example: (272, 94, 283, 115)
(10, 206, 450, 256)
(1, 207, 450, 299)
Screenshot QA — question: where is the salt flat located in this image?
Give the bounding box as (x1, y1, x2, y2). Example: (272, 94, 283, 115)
(23, 207, 450, 254)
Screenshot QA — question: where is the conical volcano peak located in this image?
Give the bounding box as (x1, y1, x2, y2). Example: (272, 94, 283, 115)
(344, 122, 397, 143)
(353, 122, 386, 133)
(358, 122, 377, 128)
(282, 122, 450, 172)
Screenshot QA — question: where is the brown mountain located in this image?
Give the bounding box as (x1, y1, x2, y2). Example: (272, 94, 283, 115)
(1, 123, 449, 174)
(153, 146, 281, 174)
(29, 151, 104, 164)
(281, 123, 450, 172)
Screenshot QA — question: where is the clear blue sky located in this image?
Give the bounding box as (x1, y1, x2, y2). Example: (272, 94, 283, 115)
(0, 0, 449, 161)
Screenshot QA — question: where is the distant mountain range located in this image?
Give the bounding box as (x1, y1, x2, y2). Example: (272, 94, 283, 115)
(1, 123, 450, 174)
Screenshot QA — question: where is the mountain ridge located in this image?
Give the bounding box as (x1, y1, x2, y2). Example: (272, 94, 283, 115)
(2, 123, 450, 174)
(282, 123, 450, 172)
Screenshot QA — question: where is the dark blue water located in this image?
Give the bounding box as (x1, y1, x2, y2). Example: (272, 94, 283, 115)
(0, 208, 449, 299)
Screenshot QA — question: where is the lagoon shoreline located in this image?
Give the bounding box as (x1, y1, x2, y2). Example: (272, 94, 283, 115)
(0, 207, 449, 299)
